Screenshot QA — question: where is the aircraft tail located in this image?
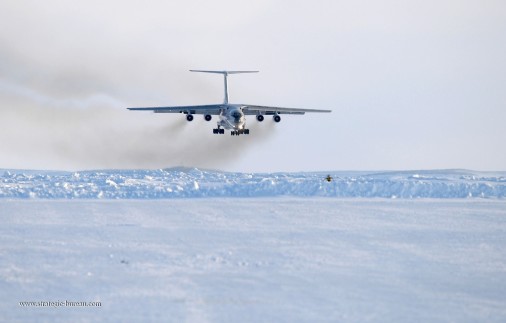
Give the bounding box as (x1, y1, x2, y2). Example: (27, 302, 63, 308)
(190, 70, 259, 104)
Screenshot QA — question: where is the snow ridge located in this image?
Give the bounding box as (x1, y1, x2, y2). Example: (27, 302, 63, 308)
(1, 168, 505, 199)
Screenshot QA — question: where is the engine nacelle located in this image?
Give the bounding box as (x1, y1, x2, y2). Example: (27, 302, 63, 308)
(186, 114, 194, 122)
(256, 115, 264, 122)
(204, 114, 212, 121)
(273, 115, 281, 123)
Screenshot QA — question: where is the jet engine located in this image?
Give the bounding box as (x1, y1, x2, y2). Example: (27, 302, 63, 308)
(256, 115, 264, 122)
(273, 115, 281, 123)
(186, 114, 194, 121)
(204, 114, 212, 121)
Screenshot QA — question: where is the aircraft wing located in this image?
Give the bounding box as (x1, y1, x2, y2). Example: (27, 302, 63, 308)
(241, 104, 331, 115)
(128, 104, 224, 114)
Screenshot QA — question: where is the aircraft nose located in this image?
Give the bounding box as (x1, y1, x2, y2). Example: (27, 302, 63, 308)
(232, 112, 242, 122)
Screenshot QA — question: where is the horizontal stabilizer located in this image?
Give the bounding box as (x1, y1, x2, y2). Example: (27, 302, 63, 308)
(190, 70, 258, 75)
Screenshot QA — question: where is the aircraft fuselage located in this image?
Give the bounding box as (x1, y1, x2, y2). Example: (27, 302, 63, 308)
(219, 106, 246, 130)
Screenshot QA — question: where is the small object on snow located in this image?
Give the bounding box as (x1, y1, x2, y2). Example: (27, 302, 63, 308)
(325, 175, 333, 182)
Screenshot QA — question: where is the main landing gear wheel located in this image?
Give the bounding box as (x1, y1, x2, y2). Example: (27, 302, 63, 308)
(230, 129, 250, 136)
(213, 128, 225, 134)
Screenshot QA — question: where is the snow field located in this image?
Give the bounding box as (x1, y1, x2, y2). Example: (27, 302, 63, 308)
(1, 198, 505, 322)
(1, 168, 505, 199)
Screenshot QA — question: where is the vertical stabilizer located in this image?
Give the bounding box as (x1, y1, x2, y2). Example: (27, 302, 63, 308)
(190, 70, 259, 104)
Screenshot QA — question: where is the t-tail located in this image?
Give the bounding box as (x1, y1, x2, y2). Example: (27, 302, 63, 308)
(189, 70, 259, 104)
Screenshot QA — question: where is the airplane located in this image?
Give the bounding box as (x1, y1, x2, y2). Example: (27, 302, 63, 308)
(127, 70, 331, 136)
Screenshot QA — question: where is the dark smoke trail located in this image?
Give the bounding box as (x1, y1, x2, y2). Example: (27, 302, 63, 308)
(0, 87, 276, 170)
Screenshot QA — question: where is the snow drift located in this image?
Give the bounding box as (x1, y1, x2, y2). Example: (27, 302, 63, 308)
(1, 168, 505, 199)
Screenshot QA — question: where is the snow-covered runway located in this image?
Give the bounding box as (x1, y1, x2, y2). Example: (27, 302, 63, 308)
(1, 198, 505, 322)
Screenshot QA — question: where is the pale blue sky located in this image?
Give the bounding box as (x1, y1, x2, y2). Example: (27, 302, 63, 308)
(0, 0, 505, 171)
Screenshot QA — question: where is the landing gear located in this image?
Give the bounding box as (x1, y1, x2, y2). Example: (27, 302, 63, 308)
(230, 129, 250, 136)
(213, 127, 225, 134)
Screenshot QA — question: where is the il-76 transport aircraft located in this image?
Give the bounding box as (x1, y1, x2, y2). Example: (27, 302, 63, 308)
(128, 70, 331, 136)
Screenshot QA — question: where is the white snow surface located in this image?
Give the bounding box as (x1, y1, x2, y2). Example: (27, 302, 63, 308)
(1, 199, 506, 322)
(2, 169, 506, 321)
(1, 168, 506, 199)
